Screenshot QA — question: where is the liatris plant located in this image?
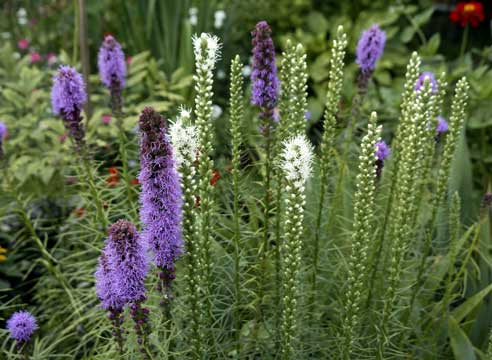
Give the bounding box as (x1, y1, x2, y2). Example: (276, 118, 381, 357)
(169, 108, 203, 357)
(250, 20, 279, 327)
(97, 34, 135, 212)
(51, 65, 87, 152)
(341, 112, 381, 359)
(328, 25, 385, 241)
(311, 26, 347, 306)
(98, 35, 126, 114)
(138, 107, 183, 315)
(192, 32, 221, 345)
(6, 311, 38, 359)
(51, 64, 107, 228)
(104, 219, 150, 358)
(228, 54, 244, 350)
(278, 134, 313, 359)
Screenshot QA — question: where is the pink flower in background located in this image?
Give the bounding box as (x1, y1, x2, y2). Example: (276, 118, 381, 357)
(102, 114, 112, 125)
(17, 39, 29, 50)
(47, 53, 57, 66)
(29, 52, 41, 64)
(126, 56, 132, 65)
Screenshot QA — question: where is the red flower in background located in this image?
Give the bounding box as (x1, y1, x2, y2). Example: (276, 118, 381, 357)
(130, 178, 139, 186)
(74, 207, 85, 217)
(450, 2, 485, 27)
(106, 167, 119, 187)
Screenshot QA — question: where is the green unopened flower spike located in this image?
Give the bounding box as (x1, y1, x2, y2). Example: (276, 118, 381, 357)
(289, 43, 308, 135)
(279, 134, 314, 359)
(366, 52, 421, 307)
(192, 33, 221, 342)
(169, 108, 204, 357)
(341, 111, 381, 359)
(229, 54, 244, 350)
(378, 88, 425, 357)
(312, 25, 347, 302)
(412, 77, 470, 307)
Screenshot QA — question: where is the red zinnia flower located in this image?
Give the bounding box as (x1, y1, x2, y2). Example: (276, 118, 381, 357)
(450, 2, 485, 27)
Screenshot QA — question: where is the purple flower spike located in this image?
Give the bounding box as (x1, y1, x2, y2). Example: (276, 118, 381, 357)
(415, 72, 438, 93)
(375, 140, 391, 161)
(95, 252, 124, 311)
(51, 65, 87, 151)
(106, 219, 148, 304)
(98, 35, 126, 88)
(6, 310, 38, 343)
(436, 116, 449, 134)
(251, 21, 279, 120)
(356, 25, 386, 73)
(138, 107, 183, 270)
(0, 122, 7, 139)
(98, 35, 126, 113)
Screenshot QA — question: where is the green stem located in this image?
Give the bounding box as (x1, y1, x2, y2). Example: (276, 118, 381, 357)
(459, 25, 469, 61)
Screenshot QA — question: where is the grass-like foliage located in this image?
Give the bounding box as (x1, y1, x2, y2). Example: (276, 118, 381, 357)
(1, 21, 491, 360)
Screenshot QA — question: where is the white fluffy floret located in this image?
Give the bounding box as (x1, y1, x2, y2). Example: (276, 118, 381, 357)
(192, 33, 221, 70)
(169, 108, 199, 169)
(280, 134, 314, 189)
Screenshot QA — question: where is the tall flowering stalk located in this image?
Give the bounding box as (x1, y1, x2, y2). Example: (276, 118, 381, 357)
(341, 112, 381, 359)
(312, 25, 347, 304)
(229, 54, 244, 350)
(6, 311, 38, 359)
(169, 109, 203, 357)
(104, 219, 151, 358)
(98, 35, 135, 213)
(328, 25, 385, 237)
(273, 39, 309, 325)
(365, 52, 421, 309)
(251, 22, 279, 326)
(279, 134, 313, 359)
(192, 33, 221, 347)
(98, 35, 126, 114)
(51, 65, 107, 228)
(410, 77, 469, 313)
(377, 89, 426, 358)
(138, 107, 183, 316)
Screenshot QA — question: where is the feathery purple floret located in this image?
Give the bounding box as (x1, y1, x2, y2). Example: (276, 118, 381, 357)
(375, 140, 391, 161)
(51, 65, 87, 120)
(251, 21, 279, 119)
(98, 35, 126, 113)
(51, 65, 86, 150)
(98, 35, 126, 88)
(356, 25, 386, 72)
(95, 252, 124, 311)
(6, 311, 38, 343)
(415, 71, 438, 93)
(105, 219, 148, 303)
(0, 122, 6, 139)
(138, 107, 183, 270)
(436, 116, 449, 134)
